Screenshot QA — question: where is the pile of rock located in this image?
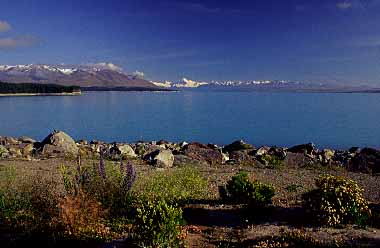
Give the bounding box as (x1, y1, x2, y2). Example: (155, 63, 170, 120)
(0, 130, 379, 174)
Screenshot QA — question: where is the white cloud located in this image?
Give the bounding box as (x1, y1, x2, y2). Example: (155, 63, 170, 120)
(90, 62, 122, 71)
(0, 36, 39, 49)
(337, 1, 352, 9)
(0, 21, 11, 32)
(132, 70, 145, 78)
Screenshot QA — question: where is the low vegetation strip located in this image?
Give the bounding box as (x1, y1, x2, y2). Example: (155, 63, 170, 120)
(0, 82, 81, 95)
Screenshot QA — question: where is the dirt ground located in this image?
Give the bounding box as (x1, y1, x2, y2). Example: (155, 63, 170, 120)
(1, 158, 380, 247)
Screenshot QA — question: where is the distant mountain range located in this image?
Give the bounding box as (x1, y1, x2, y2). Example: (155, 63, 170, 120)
(0, 63, 159, 89)
(151, 78, 380, 93)
(1, 64, 379, 93)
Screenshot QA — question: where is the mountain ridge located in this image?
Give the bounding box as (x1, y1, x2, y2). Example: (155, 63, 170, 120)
(0, 63, 159, 89)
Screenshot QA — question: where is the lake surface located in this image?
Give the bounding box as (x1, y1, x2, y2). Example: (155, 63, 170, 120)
(1, 91, 380, 149)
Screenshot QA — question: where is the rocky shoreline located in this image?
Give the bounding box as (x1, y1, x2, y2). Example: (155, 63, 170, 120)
(1, 130, 379, 174)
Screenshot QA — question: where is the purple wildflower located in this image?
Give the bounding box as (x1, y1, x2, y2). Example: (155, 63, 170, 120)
(120, 160, 126, 174)
(98, 147, 106, 180)
(122, 161, 136, 192)
(75, 174, 80, 185)
(82, 168, 90, 183)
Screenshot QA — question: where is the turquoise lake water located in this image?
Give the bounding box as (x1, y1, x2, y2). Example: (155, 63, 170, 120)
(1, 91, 380, 149)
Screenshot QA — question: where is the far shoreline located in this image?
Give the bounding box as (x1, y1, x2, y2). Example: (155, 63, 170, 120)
(0, 92, 82, 97)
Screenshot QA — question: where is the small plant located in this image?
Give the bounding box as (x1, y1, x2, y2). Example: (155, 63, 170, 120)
(0, 168, 64, 235)
(56, 190, 113, 241)
(134, 198, 185, 248)
(286, 184, 302, 193)
(135, 166, 208, 204)
(225, 172, 275, 208)
(302, 175, 370, 226)
(259, 154, 284, 169)
(59, 155, 136, 215)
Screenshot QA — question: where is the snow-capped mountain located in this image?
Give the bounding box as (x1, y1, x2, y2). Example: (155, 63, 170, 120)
(0, 63, 158, 88)
(173, 78, 209, 88)
(210, 80, 299, 87)
(151, 78, 301, 89)
(150, 80, 173, 88)
(151, 78, 209, 88)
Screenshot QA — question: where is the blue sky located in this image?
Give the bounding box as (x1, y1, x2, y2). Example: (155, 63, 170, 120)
(1, 0, 380, 84)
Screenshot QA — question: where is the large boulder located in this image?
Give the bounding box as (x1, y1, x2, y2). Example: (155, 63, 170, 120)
(21, 143, 35, 156)
(288, 143, 318, 156)
(18, 136, 36, 144)
(0, 136, 20, 146)
(350, 148, 380, 174)
(255, 146, 270, 156)
(41, 130, 79, 156)
(0, 145, 9, 158)
(145, 149, 174, 168)
(173, 154, 207, 167)
(228, 150, 255, 165)
(133, 143, 164, 157)
(284, 152, 317, 168)
(222, 140, 254, 154)
(109, 143, 137, 159)
(268, 146, 287, 160)
(7, 147, 22, 158)
(182, 142, 224, 165)
(318, 149, 335, 164)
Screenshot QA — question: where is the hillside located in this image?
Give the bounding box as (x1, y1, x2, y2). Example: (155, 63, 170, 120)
(0, 64, 160, 89)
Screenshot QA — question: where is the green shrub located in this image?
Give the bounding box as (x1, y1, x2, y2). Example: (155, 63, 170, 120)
(134, 198, 185, 248)
(225, 172, 275, 208)
(135, 166, 208, 204)
(0, 168, 64, 235)
(302, 175, 370, 226)
(260, 154, 284, 169)
(285, 184, 302, 193)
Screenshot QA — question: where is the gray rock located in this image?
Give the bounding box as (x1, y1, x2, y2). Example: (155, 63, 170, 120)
(268, 146, 287, 160)
(179, 141, 189, 148)
(18, 136, 36, 144)
(319, 149, 335, 164)
(145, 149, 174, 168)
(350, 148, 380, 174)
(0, 136, 20, 146)
(255, 146, 270, 156)
(0, 145, 9, 158)
(223, 140, 254, 154)
(228, 150, 255, 165)
(41, 130, 79, 155)
(21, 143, 34, 156)
(140, 144, 165, 157)
(109, 143, 137, 159)
(77, 139, 88, 145)
(8, 147, 22, 157)
(288, 143, 318, 156)
(118, 144, 137, 157)
(182, 142, 224, 165)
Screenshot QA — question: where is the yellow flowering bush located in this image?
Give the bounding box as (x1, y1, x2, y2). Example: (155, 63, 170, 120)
(302, 175, 370, 226)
